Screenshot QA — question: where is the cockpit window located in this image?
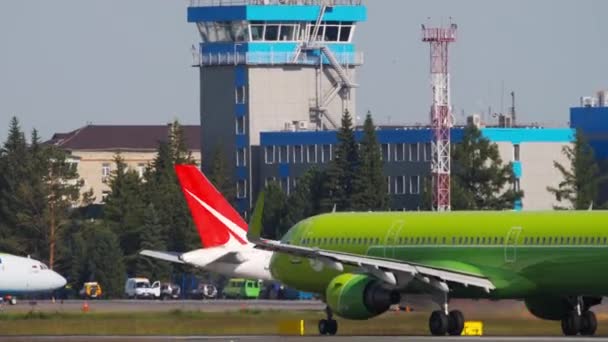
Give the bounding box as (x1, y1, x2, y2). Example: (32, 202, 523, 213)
(40, 263, 48, 270)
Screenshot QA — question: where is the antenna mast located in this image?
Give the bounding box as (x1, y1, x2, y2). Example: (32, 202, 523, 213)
(422, 22, 457, 212)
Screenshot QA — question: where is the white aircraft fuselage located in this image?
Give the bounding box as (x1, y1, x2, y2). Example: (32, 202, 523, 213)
(0, 254, 66, 294)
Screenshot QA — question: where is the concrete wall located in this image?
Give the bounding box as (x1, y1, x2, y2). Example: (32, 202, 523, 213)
(519, 142, 570, 210)
(248, 65, 356, 146)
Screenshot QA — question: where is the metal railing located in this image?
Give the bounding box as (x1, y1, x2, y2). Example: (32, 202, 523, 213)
(189, 0, 362, 7)
(193, 51, 363, 66)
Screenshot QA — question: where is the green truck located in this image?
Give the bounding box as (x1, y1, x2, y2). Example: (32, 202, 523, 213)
(221, 279, 262, 299)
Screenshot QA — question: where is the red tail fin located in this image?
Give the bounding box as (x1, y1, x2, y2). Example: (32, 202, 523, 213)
(175, 164, 248, 248)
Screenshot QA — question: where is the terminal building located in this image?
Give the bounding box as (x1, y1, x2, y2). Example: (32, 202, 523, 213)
(188, 0, 573, 216)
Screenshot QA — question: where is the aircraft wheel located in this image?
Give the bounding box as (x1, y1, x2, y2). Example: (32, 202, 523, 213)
(327, 319, 338, 335)
(318, 319, 328, 335)
(429, 310, 449, 336)
(448, 310, 465, 336)
(580, 311, 597, 336)
(561, 312, 581, 336)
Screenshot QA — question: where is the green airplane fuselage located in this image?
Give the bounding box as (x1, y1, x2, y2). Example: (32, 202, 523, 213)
(270, 211, 608, 299)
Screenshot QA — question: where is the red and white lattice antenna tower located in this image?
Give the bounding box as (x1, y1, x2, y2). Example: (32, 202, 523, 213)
(421, 22, 457, 212)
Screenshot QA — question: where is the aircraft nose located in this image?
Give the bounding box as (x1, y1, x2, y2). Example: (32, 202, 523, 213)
(52, 271, 67, 289)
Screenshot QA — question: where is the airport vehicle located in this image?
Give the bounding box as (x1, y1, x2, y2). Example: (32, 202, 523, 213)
(188, 283, 218, 299)
(79, 282, 102, 299)
(0, 253, 66, 305)
(124, 277, 152, 299)
(158, 282, 181, 300)
(247, 194, 608, 336)
(140, 165, 272, 281)
(221, 278, 262, 299)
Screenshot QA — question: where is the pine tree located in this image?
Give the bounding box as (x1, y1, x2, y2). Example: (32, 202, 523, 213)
(547, 130, 605, 209)
(103, 154, 146, 274)
(136, 204, 171, 280)
(324, 110, 360, 211)
(353, 112, 389, 211)
(284, 168, 328, 227)
(451, 124, 523, 210)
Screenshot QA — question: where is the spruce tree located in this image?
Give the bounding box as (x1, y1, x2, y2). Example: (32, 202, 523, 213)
(103, 154, 146, 274)
(83, 222, 126, 298)
(261, 181, 289, 239)
(451, 124, 523, 210)
(136, 204, 171, 280)
(324, 110, 360, 211)
(353, 112, 389, 211)
(144, 140, 197, 253)
(547, 130, 605, 209)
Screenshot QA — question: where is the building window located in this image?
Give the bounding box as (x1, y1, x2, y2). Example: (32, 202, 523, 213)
(279, 146, 289, 163)
(236, 180, 247, 199)
(394, 143, 405, 161)
(236, 117, 246, 135)
(236, 148, 247, 167)
(424, 143, 432, 161)
(235, 86, 246, 104)
(293, 145, 303, 164)
(410, 175, 420, 194)
(381, 144, 390, 161)
(265, 146, 275, 164)
(101, 163, 111, 183)
(137, 163, 146, 178)
(409, 144, 419, 162)
(322, 144, 332, 163)
(101, 190, 110, 203)
(514, 144, 520, 161)
(307, 145, 317, 163)
(386, 176, 392, 194)
(394, 176, 405, 195)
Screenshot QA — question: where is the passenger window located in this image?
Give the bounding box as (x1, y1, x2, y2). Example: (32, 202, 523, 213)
(476, 237, 480, 244)
(434, 237, 438, 244)
(604, 237, 607, 244)
(442, 237, 446, 244)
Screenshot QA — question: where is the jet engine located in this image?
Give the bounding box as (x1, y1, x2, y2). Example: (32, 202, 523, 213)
(325, 273, 401, 320)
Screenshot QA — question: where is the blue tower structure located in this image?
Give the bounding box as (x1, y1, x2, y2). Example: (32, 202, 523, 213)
(188, 0, 367, 216)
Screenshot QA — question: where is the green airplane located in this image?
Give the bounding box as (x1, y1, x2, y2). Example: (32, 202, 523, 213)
(248, 194, 607, 337)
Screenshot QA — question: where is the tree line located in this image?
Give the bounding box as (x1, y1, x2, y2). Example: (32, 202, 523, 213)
(0, 113, 602, 296)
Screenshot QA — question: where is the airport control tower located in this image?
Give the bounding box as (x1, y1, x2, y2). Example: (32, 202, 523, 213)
(188, 0, 367, 216)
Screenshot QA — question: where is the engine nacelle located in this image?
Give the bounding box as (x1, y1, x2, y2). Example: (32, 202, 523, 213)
(325, 273, 401, 320)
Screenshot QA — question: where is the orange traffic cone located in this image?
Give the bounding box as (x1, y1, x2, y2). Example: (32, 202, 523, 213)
(82, 301, 89, 313)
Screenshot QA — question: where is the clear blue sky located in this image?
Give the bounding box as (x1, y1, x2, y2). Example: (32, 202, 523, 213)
(0, 0, 606, 142)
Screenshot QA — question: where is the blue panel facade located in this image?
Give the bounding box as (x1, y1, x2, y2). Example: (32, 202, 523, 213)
(188, 5, 367, 23)
(571, 106, 608, 159)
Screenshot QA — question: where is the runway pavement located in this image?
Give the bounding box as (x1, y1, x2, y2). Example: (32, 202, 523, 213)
(1, 336, 608, 342)
(0, 299, 326, 313)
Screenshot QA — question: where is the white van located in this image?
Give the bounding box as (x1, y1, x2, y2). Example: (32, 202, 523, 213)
(124, 277, 152, 299)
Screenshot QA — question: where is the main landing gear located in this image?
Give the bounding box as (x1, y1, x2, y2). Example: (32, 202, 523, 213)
(561, 297, 597, 336)
(428, 292, 465, 336)
(318, 305, 338, 335)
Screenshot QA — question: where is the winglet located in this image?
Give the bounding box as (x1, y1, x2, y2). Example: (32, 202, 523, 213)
(248, 192, 265, 242)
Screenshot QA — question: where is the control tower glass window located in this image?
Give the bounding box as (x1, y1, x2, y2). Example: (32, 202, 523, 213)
(280, 24, 297, 41)
(324, 25, 339, 42)
(231, 21, 249, 42)
(339, 25, 353, 42)
(251, 23, 264, 41)
(265, 24, 279, 41)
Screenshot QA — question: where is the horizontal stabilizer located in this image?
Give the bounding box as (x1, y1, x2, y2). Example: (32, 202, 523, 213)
(180, 247, 246, 268)
(140, 250, 184, 264)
